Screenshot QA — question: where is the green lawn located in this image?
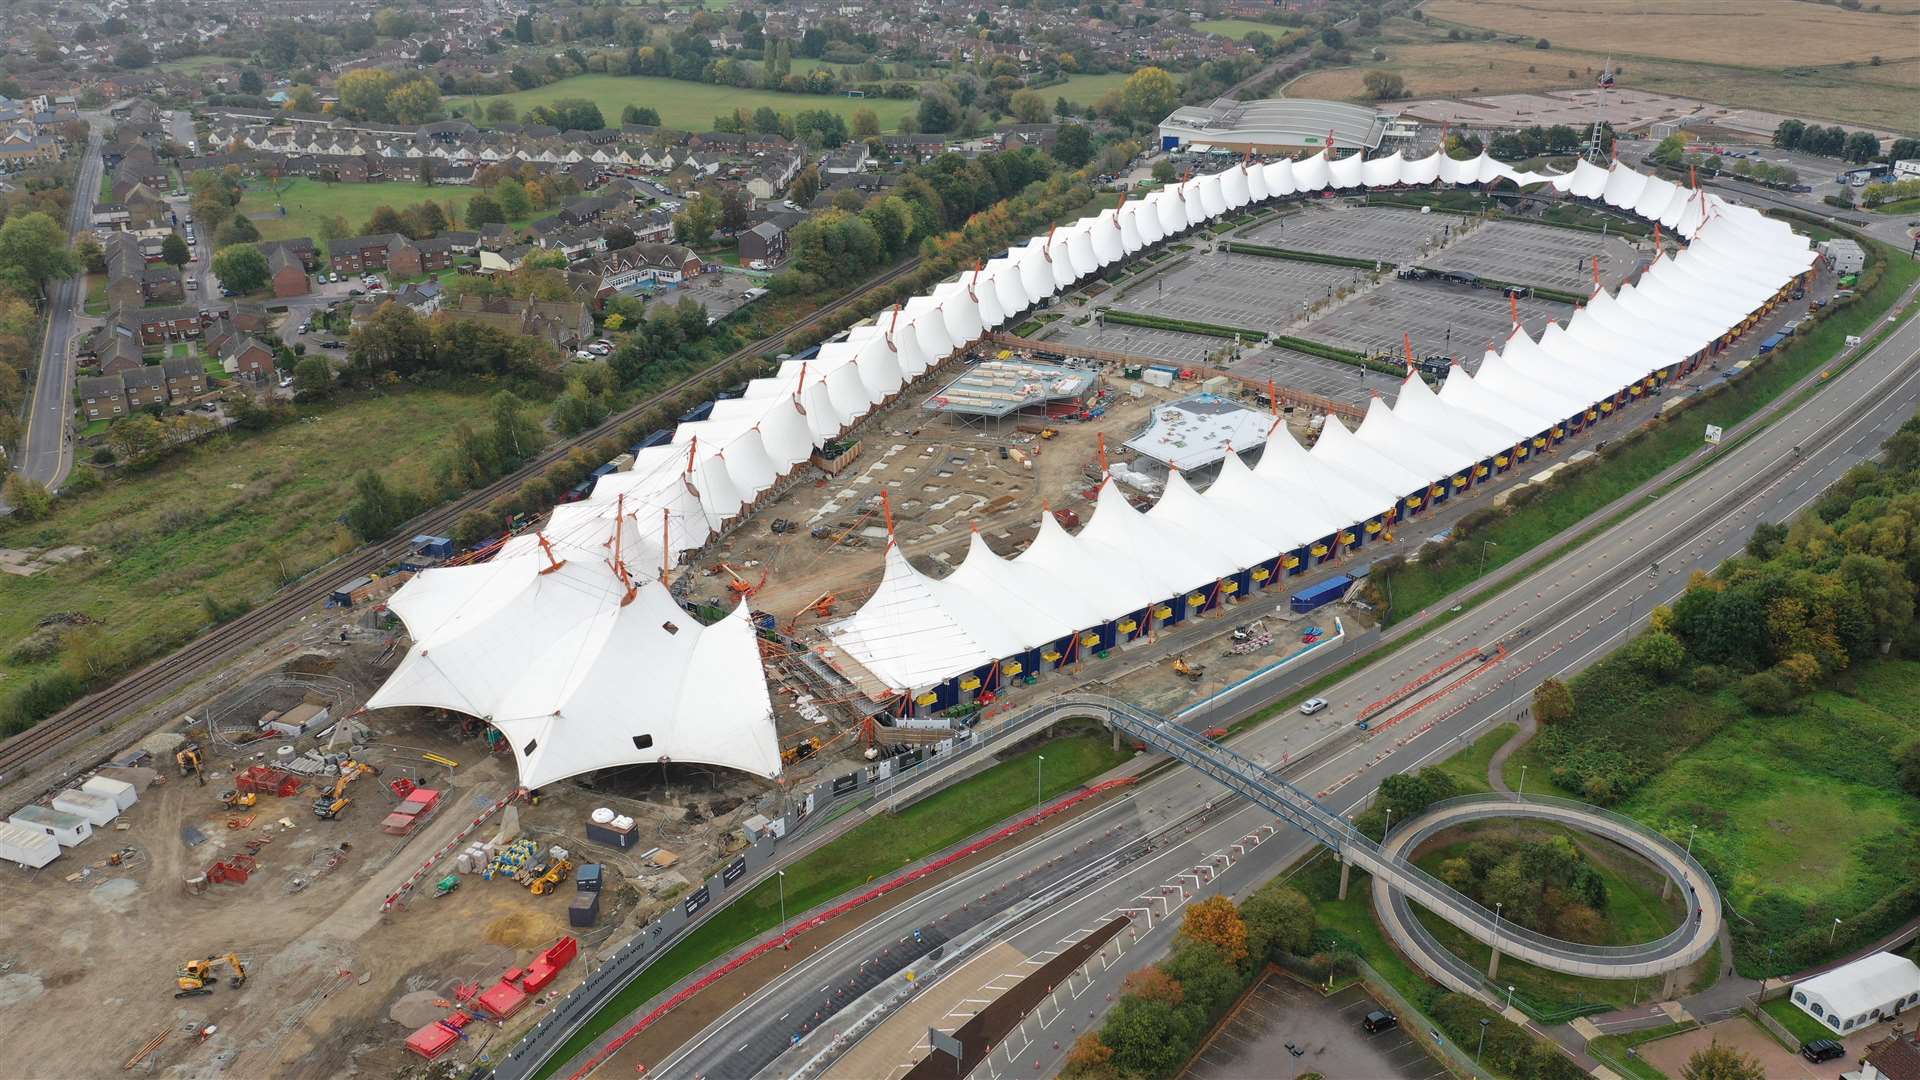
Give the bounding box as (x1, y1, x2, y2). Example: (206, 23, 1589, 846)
(1501, 737, 1583, 802)
(1413, 822, 1684, 947)
(157, 55, 236, 74)
(1192, 19, 1304, 43)
(82, 274, 108, 316)
(1046, 72, 1133, 109)
(1410, 905, 1665, 1018)
(1762, 996, 1835, 1046)
(236, 178, 531, 250)
(1589, 1021, 1698, 1080)
(0, 388, 509, 695)
(1872, 197, 1920, 215)
(1429, 722, 1511, 793)
(454, 74, 918, 135)
(536, 732, 1131, 1077)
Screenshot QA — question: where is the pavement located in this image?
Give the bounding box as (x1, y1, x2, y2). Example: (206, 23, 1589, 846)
(620, 265, 1920, 1080)
(14, 130, 103, 493)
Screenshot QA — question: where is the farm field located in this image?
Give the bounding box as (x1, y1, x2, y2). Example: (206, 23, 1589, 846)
(1293, 19, 1919, 132)
(1192, 19, 1299, 43)
(0, 388, 512, 707)
(1424, 0, 1919, 69)
(236, 179, 532, 250)
(455, 74, 918, 134)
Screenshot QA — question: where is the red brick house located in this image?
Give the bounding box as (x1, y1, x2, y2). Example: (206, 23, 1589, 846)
(133, 306, 204, 346)
(268, 246, 310, 298)
(219, 334, 277, 381)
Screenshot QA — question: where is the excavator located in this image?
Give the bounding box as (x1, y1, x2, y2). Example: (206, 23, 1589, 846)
(176, 744, 205, 786)
(175, 953, 247, 997)
(312, 759, 380, 820)
(1171, 657, 1206, 681)
(528, 857, 575, 896)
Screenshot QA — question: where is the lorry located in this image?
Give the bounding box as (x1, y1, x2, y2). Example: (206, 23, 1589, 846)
(1290, 574, 1352, 615)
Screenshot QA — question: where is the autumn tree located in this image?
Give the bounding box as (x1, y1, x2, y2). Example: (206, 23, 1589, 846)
(1120, 966, 1184, 1005)
(1120, 66, 1178, 126)
(1059, 1032, 1115, 1079)
(1178, 895, 1247, 965)
(1681, 1041, 1765, 1080)
(1533, 678, 1574, 725)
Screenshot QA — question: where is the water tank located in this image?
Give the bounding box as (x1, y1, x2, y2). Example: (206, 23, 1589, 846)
(590, 807, 616, 825)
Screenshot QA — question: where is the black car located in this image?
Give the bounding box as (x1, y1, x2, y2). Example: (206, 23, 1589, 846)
(1362, 1010, 1398, 1033)
(1801, 1039, 1844, 1063)
(319, 340, 346, 349)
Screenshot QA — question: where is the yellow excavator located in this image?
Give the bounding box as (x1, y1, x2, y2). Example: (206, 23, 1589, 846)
(1171, 657, 1205, 681)
(529, 857, 575, 896)
(175, 953, 247, 998)
(176, 744, 205, 786)
(312, 759, 379, 820)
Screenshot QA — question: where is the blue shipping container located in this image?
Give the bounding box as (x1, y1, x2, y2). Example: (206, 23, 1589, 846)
(411, 535, 455, 558)
(1757, 333, 1785, 354)
(1290, 575, 1352, 614)
(678, 401, 716, 423)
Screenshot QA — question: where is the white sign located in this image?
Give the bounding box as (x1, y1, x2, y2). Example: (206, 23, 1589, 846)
(1704, 424, 1724, 445)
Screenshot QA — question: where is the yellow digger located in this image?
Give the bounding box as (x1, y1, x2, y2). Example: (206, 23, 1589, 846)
(1171, 657, 1205, 681)
(312, 759, 379, 820)
(176, 744, 205, 786)
(175, 953, 247, 998)
(529, 857, 575, 896)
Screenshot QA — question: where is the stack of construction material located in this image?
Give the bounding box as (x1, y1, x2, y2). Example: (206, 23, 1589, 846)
(9, 805, 92, 847)
(52, 789, 118, 828)
(0, 823, 59, 868)
(380, 786, 443, 836)
(484, 838, 541, 881)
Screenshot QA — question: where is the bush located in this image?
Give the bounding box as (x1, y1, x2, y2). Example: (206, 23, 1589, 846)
(1687, 664, 1730, 693)
(1734, 669, 1798, 714)
(89, 446, 115, 465)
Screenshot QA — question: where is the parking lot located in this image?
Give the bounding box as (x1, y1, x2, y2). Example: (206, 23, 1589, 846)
(1244, 205, 1451, 265)
(1224, 345, 1406, 407)
(1297, 278, 1571, 361)
(1181, 974, 1448, 1080)
(1426, 219, 1628, 292)
(1042, 319, 1233, 368)
(1110, 252, 1366, 333)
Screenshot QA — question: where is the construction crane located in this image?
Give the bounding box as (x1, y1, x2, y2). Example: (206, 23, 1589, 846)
(312, 760, 379, 820)
(175, 953, 247, 998)
(176, 744, 205, 786)
(782, 591, 838, 633)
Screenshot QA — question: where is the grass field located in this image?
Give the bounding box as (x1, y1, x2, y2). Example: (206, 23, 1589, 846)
(1424, 0, 1920, 69)
(156, 55, 237, 74)
(1762, 996, 1836, 1046)
(1292, 13, 1919, 132)
(456, 74, 918, 135)
(536, 732, 1132, 1076)
(1428, 723, 1511, 793)
(1046, 72, 1133, 109)
(1619, 666, 1920, 914)
(0, 388, 510, 693)
(235, 179, 532, 251)
(1192, 19, 1301, 43)
(82, 274, 108, 317)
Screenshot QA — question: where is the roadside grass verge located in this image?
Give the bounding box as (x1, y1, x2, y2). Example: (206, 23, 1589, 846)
(1761, 996, 1834, 1046)
(535, 733, 1132, 1077)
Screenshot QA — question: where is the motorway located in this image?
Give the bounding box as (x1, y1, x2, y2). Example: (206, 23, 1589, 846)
(14, 129, 103, 492)
(629, 283, 1920, 1079)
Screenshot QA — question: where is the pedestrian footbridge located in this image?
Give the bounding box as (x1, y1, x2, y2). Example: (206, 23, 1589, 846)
(1099, 699, 1720, 996)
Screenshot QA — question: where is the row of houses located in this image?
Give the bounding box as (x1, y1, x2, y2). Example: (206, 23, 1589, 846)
(77, 358, 208, 421)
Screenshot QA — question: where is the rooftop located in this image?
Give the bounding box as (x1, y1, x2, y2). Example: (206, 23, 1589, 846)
(922, 358, 1098, 419)
(1160, 97, 1393, 152)
(1122, 393, 1273, 471)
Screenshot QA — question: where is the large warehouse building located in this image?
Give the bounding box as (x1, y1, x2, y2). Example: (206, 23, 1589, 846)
(1158, 97, 1398, 155)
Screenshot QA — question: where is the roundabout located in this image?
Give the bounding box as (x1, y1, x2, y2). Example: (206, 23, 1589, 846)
(1369, 794, 1722, 1004)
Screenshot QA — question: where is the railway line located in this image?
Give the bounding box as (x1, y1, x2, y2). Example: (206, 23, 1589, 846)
(0, 256, 926, 784)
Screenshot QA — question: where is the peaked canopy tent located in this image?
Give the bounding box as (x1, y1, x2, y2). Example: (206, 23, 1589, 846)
(376, 152, 1819, 734)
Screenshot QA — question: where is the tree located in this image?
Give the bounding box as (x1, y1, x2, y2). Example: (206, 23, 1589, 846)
(603, 223, 637, 251)
(1053, 123, 1094, 167)
(408, 199, 449, 238)
(387, 79, 442, 125)
(1320, 27, 1345, 48)
(1626, 631, 1687, 679)
(465, 193, 506, 229)
(1120, 966, 1184, 1005)
(1009, 89, 1050, 125)
(515, 11, 534, 42)
(1680, 1041, 1766, 1080)
(1534, 37, 1551, 49)
(1241, 880, 1315, 961)
(1533, 678, 1574, 724)
(2, 474, 53, 521)
(674, 192, 721, 246)
(790, 165, 822, 206)
(1101, 996, 1194, 1078)
(217, 215, 260, 247)
(494, 178, 532, 220)
(336, 68, 400, 121)
(850, 107, 881, 139)
(77, 234, 107, 275)
(292, 355, 333, 399)
(916, 89, 958, 134)
(1844, 130, 1880, 164)
(1178, 895, 1248, 965)
(1772, 119, 1805, 150)
(621, 104, 661, 126)
(366, 205, 408, 237)
(1152, 158, 1177, 184)
(1362, 71, 1406, 100)
(344, 470, 421, 541)
(212, 245, 270, 294)
(0, 212, 80, 294)
(1120, 66, 1178, 126)
(115, 40, 153, 68)
(1897, 740, 1920, 798)
(1060, 1032, 1115, 1079)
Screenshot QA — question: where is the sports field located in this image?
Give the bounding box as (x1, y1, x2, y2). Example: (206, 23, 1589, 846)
(235, 179, 532, 248)
(1192, 19, 1301, 43)
(455, 74, 918, 134)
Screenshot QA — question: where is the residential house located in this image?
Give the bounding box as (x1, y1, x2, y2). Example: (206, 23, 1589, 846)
(440, 230, 481, 256)
(256, 237, 319, 271)
(91, 203, 132, 230)
(98, 326, 146, 376)
(583, 243, 704, 293)
(328, 234, 400, 274)
(217, 334, 277, 381)
(161, 356, 207, 399)
(131, 305, 206, 346)
(452, 295, 593, 351)
(385, 235, 456, 278)
(77, 374, 128, 421)
(268, 246, 310, 298)
(121, 365, 168, 410)
(739, 221, 788, 267)
(821, 143, 871, 175)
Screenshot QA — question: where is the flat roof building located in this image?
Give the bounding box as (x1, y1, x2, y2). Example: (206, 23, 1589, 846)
(1123, 393, 1272, 471)
(1158, 98, 1395, 155)
(923, 358, 1099, 423)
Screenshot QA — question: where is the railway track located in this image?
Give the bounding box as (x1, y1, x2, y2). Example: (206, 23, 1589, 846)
(0, 257, 926, 781)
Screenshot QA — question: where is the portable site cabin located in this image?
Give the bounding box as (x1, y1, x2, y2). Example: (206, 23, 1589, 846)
(81, 775, 138, 812)
(9, 805, 93, 847)
(0, 823, 61, 868)
(51, 789, 118, 827)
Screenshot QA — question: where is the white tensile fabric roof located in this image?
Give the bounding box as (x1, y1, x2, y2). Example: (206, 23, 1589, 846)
(376, 152, 1819, 747)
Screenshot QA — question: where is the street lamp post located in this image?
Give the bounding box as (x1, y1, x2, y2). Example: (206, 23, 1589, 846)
(1506, 984, 1518, 1012)
(1518, 764, 1528, 800)
(1685, 824, 1698, 858)
(1383, 806, 1392, 840)
(1476, 1018, 1490, 1064)
(1480, 540, 1498, 576)
(777, 870, 789, 963)
(1831, 917, 1842, 944)
(1035, 754, 1045, 814)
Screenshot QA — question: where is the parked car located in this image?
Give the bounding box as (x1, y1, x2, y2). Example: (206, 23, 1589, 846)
(1801, 1040, 1845, 1063)
(319, 340, 345, 349)
(348, 289, 364, 296)
(1362, 1011, 1398, 1034)
(576, 350, 594, 360)
(185, 278, 197, 290)
(1299, 698, 1329, 716)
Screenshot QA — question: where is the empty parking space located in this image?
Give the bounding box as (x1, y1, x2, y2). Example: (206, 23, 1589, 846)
(1427, 219, 1615, 292)
(1041, 319, 1227, 367)
(1181, 973, 1448, 1080)
(1110, 253, 1363, 333)
(1297, 279, 1570, 361)
(1223, 346, 1400, 407)
(1243, 205, 1447, 264)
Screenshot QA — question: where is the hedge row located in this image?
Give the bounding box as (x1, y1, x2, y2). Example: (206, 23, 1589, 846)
(1097, 308, 1270, 341)
(1267, 333, 1407, 376)
(1219, 240, 1379, 270)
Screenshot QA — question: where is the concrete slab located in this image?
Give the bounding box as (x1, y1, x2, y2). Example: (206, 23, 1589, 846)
(821, 941, 1027, 1080)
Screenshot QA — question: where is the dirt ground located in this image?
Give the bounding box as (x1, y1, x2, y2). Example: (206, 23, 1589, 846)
(1639, 1015, 1857, 1080)
(0, 634, 795, 1080)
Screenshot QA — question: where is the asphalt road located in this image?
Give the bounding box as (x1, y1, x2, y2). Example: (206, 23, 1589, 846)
(15, 131, 103, 491)
(639, 286, 1920, 1080)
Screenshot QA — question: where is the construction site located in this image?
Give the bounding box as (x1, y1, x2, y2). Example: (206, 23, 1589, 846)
(0, 153, 1818, 1079)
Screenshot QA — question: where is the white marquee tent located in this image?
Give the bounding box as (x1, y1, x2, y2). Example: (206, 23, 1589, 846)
(371, 151, 1817, 773)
